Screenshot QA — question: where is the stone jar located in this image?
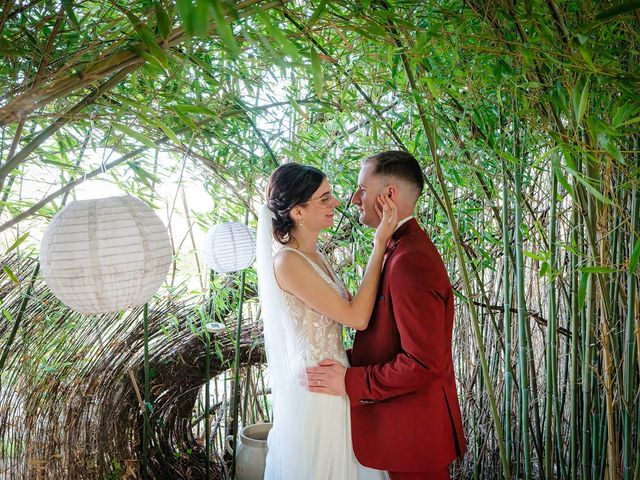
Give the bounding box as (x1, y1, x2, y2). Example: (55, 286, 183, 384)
(226, 423, 273, 480)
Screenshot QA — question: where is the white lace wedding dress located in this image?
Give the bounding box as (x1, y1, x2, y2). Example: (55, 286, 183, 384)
(257, 205, 387, 480)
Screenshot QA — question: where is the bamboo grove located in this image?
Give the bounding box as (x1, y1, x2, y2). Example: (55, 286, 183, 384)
(0, 1, 638, 479)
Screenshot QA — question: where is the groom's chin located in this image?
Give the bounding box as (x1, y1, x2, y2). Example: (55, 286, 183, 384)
(359, 214, 379, 229)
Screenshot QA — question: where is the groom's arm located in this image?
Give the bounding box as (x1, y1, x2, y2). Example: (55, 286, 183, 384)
(345, 250, 449, 406)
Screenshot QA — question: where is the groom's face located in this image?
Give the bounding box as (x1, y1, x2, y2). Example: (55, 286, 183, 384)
(353, 161, 386, 228)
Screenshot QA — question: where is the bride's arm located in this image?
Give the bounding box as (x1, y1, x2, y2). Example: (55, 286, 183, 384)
(274, 195, 397, 331)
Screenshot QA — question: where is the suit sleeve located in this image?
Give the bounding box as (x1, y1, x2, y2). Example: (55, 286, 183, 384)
(345, 251, 448, 406)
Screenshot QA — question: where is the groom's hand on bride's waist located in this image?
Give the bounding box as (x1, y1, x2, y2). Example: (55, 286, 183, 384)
(304, 359, 347, 396)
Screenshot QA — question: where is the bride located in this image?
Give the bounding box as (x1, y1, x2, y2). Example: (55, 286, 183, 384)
(256, 162, 397, 479)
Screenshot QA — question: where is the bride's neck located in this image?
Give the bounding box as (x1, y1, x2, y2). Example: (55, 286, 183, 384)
(289, 230, 319, 254)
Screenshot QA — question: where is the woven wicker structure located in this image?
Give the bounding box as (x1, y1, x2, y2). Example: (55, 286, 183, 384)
(0, 255, 264, 479)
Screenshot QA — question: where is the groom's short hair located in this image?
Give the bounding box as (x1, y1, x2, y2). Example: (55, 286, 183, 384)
(364, 150, 424, 196)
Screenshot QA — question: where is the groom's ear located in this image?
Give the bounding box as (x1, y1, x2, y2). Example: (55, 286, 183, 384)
(387, 185, 397, 199)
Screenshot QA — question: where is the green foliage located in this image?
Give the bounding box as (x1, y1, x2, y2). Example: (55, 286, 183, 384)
(0, 0, 638, 478)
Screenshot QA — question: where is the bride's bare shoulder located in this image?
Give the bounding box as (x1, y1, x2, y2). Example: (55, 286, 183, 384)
(273, 249, 307, 276)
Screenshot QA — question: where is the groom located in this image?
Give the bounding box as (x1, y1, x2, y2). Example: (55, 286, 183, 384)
(307, 151, 466, 479)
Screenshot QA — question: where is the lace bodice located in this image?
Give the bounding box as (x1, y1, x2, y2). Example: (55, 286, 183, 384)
(277, 247, 350, 366)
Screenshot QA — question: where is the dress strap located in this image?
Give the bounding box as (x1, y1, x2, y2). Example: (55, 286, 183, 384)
(278, 247, 334, 284)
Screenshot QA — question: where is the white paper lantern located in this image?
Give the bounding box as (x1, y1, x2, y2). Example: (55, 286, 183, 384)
(203, 222, 255, 273)
(39, 195, 172, 315)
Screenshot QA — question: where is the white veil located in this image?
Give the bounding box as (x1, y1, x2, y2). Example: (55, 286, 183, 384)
(256, 204, 308, 477)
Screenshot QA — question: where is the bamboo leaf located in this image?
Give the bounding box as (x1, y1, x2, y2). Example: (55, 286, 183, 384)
(5, 231, 29, 255)
(155, 2, 171, 40)
(595, 1, 640, 20)
(578, 272, 589, 310)
(524, 250, 546, 262)
(620, 116, 640, 127)
(424, 77, 440, 100)
(310, 48, 323, 97)
(564, 165, 616, 206)
(193, 0, 209, 37)
(2, 265, 20, 285)
(539, 261, 549, 277)
(155, 119, 181, 144)
(173, 106, 199, 130)
(209, 0, 240, 56)
(289, 98, 308, 119)
(257, 11, 301, 61)
(137, 26, 168, 68)
(597, 132, 624, 163)
(62, 0, 81, 30)
(572, 77, 589, 124)
(113, 123, 158, 149)
(553, 166, 576, 201)
(174, 104, 219, 117)
(134, 48, 166, 74)
(308, 0, 328, 26)
(176, 0, 194, 35)
(127, 162, 159, 189)
(118, 4, 168, 67)
(578, 45, 596, 71)
(115, 4, 142, 27)
(524, 0, 533, 15)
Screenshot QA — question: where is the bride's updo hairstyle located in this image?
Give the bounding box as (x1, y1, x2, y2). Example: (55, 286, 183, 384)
(266, 163, 325, 244)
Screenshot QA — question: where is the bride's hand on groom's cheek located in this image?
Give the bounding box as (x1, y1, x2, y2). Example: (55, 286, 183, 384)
(373, 195, 399, 245)
(303, 359, 347, 396)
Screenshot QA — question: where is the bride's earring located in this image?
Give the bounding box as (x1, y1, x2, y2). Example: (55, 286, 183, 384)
(299, 218, 304, 227)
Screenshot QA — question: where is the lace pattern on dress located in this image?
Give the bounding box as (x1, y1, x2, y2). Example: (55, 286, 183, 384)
(277, 247, 350, 366)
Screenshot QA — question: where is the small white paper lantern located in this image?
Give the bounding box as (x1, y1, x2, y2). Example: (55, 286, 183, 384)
(203, 222, 255, 273)
(39, 195, 172, 315)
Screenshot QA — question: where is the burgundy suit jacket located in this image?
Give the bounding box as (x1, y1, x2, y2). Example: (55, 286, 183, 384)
(345, 219, 466, 472)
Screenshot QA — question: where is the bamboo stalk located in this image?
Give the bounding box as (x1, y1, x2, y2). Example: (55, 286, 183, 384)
(622, 185, 638, 479)
(598, 165, 618, 480)
(501, 152, 513, 478)
(569, 190, 580, 480)
(513, 126, 531, 480)
(581, 271, 595, 479)
(544, 164, 559, 478)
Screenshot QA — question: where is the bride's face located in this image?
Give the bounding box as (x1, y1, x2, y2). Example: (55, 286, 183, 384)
(297, 177, 340, 231)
